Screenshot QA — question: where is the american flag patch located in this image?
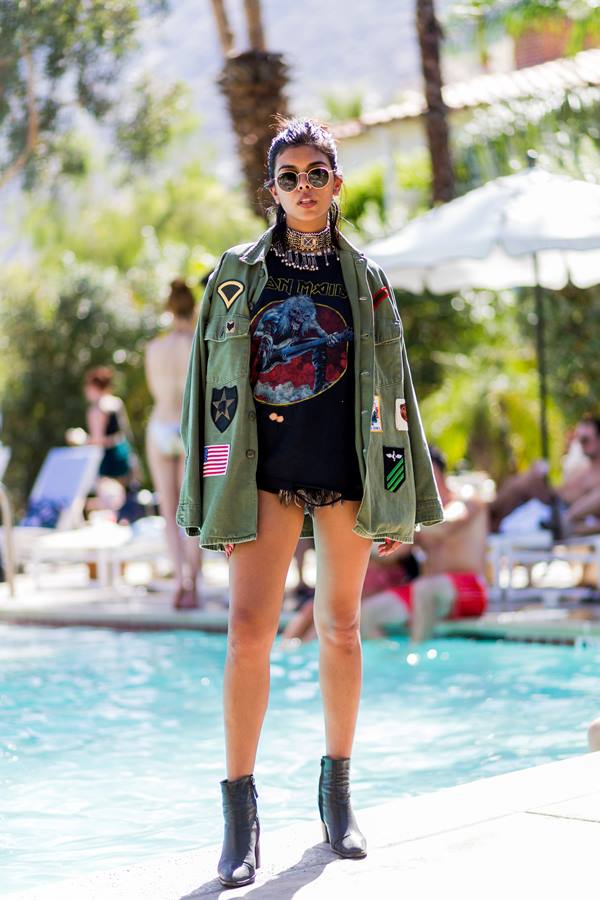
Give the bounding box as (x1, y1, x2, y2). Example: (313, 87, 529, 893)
(203, 444, 230, 477)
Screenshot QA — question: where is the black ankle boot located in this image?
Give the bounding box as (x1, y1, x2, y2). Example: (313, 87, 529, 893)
(217, 774, 261, 887)
(318, 755, 367, 859)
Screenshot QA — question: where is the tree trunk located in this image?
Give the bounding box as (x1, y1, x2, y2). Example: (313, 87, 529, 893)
(244, 0, 266, 52)
(209, 0, 235, 56)
(218, 49, 289, 216)
(416, 0, 454, 203)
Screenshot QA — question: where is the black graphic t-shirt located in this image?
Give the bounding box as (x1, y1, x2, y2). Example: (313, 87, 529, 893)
(249, 248, 363, 500)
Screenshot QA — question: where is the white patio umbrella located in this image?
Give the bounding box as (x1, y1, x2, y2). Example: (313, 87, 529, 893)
(365, 166, 600, 459)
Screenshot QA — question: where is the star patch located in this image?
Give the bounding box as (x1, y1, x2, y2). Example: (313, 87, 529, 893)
(211, 386, 238, 433)
(383, 446, 406, 492)
(217, 280, 244, 310)
(370, 395, 382, 432)
(395, 398, 408, 431)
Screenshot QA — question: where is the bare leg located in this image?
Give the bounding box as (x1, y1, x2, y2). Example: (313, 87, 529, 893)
(177, 453, 202, 584)
(312, 502, 372, 759)
(410, 574, 455, 643)
(225, 491, 304, 780)
(146, 439, 187, 590)
(488, 468, 553, 532)
(280, 599, 315, 642)
(360, 590, 409, 639)
(588, 716, 600, 751)
(293, 539, 313, 593)
(566, 485, 600, 528)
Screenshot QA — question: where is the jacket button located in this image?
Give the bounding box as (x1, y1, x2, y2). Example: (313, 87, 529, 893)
(246, 449, 256, 459)
(361, 409, 368, 415)
(361, 332, 370, 339)
(248, 411, 256, 421)
(360, 370, 370, 377)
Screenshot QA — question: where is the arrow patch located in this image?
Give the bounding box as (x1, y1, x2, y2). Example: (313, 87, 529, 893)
(383, 446, 406, 492)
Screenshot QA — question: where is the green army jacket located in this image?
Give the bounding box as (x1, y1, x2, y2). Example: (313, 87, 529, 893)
(176, 226, 443, 550)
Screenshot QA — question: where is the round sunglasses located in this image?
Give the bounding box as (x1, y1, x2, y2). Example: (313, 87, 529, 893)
(275, 166, 332, 192)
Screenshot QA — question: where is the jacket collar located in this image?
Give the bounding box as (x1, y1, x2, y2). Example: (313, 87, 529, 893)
(238, 224, 366, 265)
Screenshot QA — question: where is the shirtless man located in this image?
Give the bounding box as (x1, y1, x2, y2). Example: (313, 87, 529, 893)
(361, 448, 488, 643)
(489, 416, 600, 536)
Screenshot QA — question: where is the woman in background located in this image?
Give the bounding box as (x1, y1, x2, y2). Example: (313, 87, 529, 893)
(145, 279, 203, 610)
(82, 367, 132, 483)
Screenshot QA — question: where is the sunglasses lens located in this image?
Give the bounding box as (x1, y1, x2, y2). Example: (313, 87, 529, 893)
(276, 172, 298, 192)
(308, 167, 330, 188)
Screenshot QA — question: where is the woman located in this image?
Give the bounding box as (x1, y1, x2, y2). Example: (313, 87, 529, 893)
(177, 118, 443, 887)
(145, 279, 202, 610)
(81, 367, 132, 483)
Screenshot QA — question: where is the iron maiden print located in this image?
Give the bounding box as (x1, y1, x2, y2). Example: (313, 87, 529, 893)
(250, 294, 353, 405)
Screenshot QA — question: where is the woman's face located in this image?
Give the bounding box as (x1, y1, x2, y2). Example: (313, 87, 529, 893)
(269, 145, 342, 232)
(84, 384, 103, 403)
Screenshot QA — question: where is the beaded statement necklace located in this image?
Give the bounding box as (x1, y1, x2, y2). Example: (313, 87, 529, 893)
(272, 224, 339, 271)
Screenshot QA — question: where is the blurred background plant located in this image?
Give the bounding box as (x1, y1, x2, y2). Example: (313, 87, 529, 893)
(1, 0, 599, 509)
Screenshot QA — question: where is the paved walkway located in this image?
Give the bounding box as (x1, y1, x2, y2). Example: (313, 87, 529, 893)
(1, 567, 599, 643)
(5, 753, 599, 899)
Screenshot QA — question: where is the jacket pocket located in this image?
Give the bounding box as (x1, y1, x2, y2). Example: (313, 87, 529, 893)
(205, 314, 251, 381)
(374, 318, 403, 386)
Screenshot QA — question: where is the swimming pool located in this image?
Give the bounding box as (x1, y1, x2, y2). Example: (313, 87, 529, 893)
(0, 624, 596, 893)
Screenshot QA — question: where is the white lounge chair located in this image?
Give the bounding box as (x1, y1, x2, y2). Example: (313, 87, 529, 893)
(487, 531, 600, 605)
(0, 446, 103, 584)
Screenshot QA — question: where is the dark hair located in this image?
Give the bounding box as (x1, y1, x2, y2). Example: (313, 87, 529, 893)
(580, 414, 600, 435)
(428, 445, 447, 473)
(166, 278, 195, 319)
(265, 116, 342, 247)
(85, 366, 113, 391)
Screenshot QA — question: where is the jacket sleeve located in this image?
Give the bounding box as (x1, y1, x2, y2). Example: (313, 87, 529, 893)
(378, 267, 444, 527)
(176, 259, 224, 536)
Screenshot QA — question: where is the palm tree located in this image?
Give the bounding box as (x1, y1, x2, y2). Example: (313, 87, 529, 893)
(210, 0, 289, 217)
(415, 0, 455, 203)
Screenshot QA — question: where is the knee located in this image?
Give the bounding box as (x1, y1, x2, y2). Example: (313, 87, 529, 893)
(228, 609, 276, 658)
(317, 614, 361, 652)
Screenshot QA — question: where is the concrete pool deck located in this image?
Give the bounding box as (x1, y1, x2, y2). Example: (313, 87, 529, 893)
(1, 566, 600, 645)
(5, 752, 599, 899)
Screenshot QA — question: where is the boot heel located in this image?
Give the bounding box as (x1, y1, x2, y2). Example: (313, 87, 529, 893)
(255, 838, 261, 870)
(321, 820, 329, 843)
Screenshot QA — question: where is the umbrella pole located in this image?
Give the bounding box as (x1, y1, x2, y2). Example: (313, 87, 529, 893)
(532, 253, 549, 461)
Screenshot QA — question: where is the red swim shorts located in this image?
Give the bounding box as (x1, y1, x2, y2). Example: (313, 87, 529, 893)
(391, 572, 487, 620)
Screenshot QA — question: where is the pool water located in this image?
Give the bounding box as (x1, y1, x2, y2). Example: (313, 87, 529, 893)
(1, 625, 597, 893)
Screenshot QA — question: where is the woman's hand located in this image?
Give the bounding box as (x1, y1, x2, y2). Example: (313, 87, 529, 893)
(377, 538, 404, 557)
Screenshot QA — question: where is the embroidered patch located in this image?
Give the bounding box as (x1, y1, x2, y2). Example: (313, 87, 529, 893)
(211, 386, 238, 433)
(370, 395, 382, 432)
(373, 286, 389, 309)
(383, 446, 406, 492)
(203, 443, 230, 477)
(395, 398, 408, 431)
(225, 320, 236, 334)
(217, 280, 244, 310)
(217, 281, 244, 309)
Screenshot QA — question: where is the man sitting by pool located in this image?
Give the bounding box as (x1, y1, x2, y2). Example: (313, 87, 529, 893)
(361, 447, 489, 643)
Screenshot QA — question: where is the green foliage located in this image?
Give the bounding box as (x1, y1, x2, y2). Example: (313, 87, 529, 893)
(24, 162, 263, 281)
(0, 262, 157, 512)
(0, 0, 177, 187)
(447, 0, 600, 53)
(1, 160, 263, 506)
(320, 91, 365, 123)
(340, 164, 386, 231)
